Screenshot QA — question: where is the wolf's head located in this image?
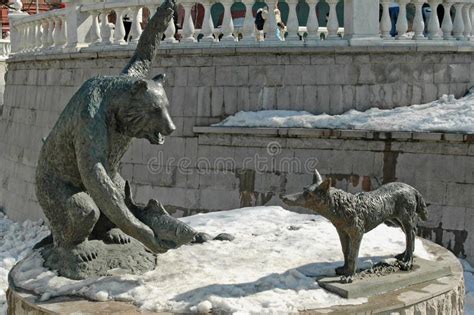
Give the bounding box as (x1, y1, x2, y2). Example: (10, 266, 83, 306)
(282, 169, 332, 212)
(116, 74, 176, 145)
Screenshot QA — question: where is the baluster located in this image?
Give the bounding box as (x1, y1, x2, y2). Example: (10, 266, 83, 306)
(159, 3, 177, 43)
(31, 22, 38, 50)
(13, 24, 21, 53)
(113, 8, 127, 44)
(100, 11, 112, 45)
(23, 24, 29, 51)
(413, 0, 426, 39)
(30, 22, 37, 50)
(130, 7, 143, 44)
(241, 0, 256, 42)
(427, 0, 442, 39)
(266, 2, 279, 41)
(17, 24, 24, 52)
(27, 22, 34, 51)
(90, 10, 101, 44)
(441, 1, 453, 39)
(21, 23, 28, 52)
(380, 0, 392, 39)
(452, 2, 465, 40)
(52, 16, 62, 47)
(463, 3, 472, 39)
(59, 15, 67, 46)
(326, 0, 339, 39)
(41, 19, 48, 48)
(163, 18, 178, 43)
(201, 2, 216, 42)
(396, 0, 410, 39)
(23, 23, 30, 51)
(182, 3, 197, 42)
(305, 0, 320, 42)
(471, 3, 474, 39)
(47, 17, 54, 47)
(286, 0, 300, 41)
(35, 20, 42, 50)
(221, 0, 237, 42)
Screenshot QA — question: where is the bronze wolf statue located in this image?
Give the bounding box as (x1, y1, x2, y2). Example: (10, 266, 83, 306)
(283, 170, 428, 278)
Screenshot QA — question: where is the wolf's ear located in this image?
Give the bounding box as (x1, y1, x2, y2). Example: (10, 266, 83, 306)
(124, 181, 135, 207)
(319, 178, 332, 192)
(131, 79, 148, 95)
(152, 73, 166, 84)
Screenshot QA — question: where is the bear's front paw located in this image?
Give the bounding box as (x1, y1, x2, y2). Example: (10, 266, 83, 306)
(104, 228, 132, 245)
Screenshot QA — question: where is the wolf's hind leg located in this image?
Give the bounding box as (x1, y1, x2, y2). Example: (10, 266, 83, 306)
(393, 218, 407, 261)
(399, 219, 415, 270)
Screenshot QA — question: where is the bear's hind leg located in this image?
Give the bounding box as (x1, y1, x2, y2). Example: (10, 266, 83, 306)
(40, 187, 100, 261)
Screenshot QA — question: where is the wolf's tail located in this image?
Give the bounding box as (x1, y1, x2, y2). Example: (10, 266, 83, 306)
(415, 191, 428, 221)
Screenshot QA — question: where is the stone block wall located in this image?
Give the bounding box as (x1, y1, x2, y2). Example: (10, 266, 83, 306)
(0, 46, 473, 262)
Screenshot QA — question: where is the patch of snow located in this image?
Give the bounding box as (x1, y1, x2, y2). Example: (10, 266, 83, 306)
(0, 212, 50, 314)
(213, 93, 474, 134)
(9, 207, 435, 314)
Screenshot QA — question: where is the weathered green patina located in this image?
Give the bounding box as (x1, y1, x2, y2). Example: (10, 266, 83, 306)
(34, 0, 197, 279)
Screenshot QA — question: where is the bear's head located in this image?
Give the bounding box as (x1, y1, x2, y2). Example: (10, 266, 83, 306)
(116, 74, 176, 145)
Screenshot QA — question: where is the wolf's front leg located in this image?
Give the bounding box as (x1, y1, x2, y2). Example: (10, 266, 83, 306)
(344, 234, 363, 277)
(335, 229, 350, 276)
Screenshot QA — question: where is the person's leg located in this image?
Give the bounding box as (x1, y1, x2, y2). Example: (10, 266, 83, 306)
(390, 7, 399, 37)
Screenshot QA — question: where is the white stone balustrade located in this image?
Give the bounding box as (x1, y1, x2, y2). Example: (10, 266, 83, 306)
(8, 0, 474, 54)
(0, 39, 11, 60)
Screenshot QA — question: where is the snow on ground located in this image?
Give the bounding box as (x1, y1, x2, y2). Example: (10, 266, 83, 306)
(0, 212, 50, 315)
(5, 206, 435, 314)
(214, 93, 474, 133)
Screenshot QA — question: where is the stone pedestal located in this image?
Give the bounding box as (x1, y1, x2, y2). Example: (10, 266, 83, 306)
(6, 239, 464, 314)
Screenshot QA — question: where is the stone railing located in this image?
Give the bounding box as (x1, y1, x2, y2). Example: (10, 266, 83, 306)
(0, 39, 11, 60)
(8, 0, 474, 54)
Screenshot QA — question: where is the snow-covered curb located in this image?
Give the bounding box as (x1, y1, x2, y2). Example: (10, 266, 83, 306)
(213, 94, 474, 134)
(3, 207, 438, 314)
(0, 213, 50, 315)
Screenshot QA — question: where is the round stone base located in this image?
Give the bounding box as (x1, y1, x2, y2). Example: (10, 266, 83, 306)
(7, 239, 464, 314)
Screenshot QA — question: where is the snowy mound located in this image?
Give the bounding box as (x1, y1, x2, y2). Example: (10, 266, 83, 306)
(0, 213, 50, 314)
(214, 94, 474, 133)
(9, 207, 434, 314)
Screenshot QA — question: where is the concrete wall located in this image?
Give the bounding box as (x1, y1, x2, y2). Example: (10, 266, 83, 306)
(0, 46, 473, 262)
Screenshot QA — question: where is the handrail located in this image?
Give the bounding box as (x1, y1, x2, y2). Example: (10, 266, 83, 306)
(8, 0, 474, 55)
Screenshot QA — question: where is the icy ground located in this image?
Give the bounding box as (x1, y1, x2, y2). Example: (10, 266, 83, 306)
(214, 93, 474, 133)
(2, 207, 438, 314)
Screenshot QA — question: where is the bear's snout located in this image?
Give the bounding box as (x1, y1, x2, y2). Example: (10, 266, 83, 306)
(162, 122, 176, 135)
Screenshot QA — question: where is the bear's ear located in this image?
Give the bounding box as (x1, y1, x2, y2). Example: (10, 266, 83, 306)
(152, 73, 166, 84)
(131, 79, 148, 95)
